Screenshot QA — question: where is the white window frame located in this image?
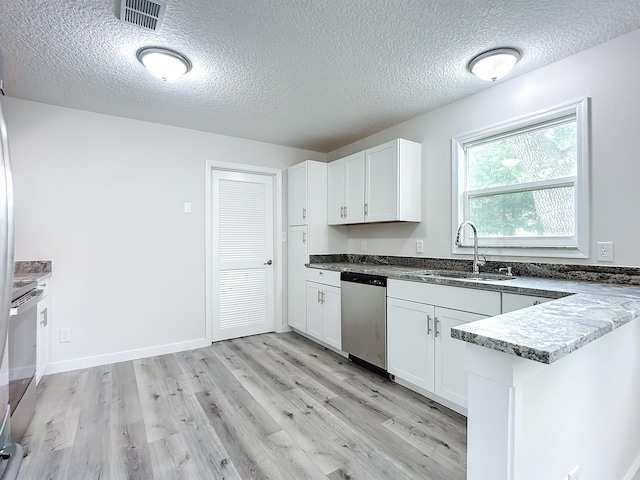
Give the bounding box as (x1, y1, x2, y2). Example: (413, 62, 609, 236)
(451, 98, 590, 259)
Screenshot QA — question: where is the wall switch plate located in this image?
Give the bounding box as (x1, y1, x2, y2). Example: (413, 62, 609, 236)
(416, 240, 424, 254)
(597, 242, 614, 262)
(59, 328, 71, 343)
(184, 202, 192, 214)
(361, 240, 367, 252)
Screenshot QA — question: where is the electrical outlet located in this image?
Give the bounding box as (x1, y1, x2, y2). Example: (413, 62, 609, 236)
(597, 242, 614, 262)
(361, 240, 367, 252)
(416, 240, 424, 254)
(59, 328, 71, 343)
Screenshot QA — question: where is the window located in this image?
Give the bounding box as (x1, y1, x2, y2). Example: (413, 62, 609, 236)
(452, 98, 589, 257)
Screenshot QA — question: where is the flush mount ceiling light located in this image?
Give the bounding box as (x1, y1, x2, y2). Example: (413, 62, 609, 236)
(136, 46, 192, 81)
(467, 47, 521, 82)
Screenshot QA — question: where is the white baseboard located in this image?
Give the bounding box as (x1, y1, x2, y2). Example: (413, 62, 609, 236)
(45, 338, 210, 376)
(623, 452, 640, 480)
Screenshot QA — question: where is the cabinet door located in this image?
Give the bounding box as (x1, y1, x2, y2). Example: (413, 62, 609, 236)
(387, 297, 435, 391)
(288, 162, 308, 226)
(321, 285, 341, 350)
(502, 293, 553, 313)
(365, 141, 398, 223)
(36, 295, 50, 385)
(287, 226, 308, 331)
(306, 282, 324, 340)
(434, 307, 486, 408)
(327, 159, 345, 225)
(344, 152, 365, 224)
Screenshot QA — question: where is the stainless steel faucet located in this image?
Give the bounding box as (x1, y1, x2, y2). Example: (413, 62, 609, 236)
(455, 221, 485, 274)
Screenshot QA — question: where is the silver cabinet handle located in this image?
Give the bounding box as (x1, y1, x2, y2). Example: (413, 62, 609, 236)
(0, 442, 24, 479)
(434, 318, 440, 338)
(321, 291, 325, 304)
(264, 260, 273, 265)
(302, 232, 306, 243)
(317, 290, 321, 304)
(427, 314, 432, 335)
(344, 205, 347, 218)
(340, 206, 344, 218)
(364, 203, 368, 216)
(40, 308, 48, 327)
(302, 208, 306, 220)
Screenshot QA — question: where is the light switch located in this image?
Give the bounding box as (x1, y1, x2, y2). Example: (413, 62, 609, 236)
(416, 240, 424, 254)
(184, 202, 192, 214)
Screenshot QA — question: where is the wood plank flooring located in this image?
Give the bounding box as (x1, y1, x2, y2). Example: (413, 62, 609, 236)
(18, 332, 467, 479)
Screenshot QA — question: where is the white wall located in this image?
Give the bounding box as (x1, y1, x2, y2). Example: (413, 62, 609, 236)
(328, 29, 640, 267)
(4, 98, 324, 370)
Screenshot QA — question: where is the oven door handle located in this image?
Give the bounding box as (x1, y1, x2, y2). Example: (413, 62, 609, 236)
(0, 442, 24, 480)
(9, 289, 45, 317)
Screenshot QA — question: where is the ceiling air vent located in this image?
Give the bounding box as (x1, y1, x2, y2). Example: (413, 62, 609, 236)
(120, 0, 167, 32)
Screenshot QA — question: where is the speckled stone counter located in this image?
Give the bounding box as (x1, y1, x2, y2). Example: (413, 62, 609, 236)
(308, 257, 640, 364)
(14, 260, 52, 283)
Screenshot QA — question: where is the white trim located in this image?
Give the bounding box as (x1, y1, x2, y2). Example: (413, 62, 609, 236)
(451, 97, 590, 259)
(46, 338, 210, 375)
(205, 160, 284, 342)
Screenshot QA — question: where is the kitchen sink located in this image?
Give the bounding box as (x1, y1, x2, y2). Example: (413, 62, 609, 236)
(434, 270, 516, 281)
(410, 269, 516, 281)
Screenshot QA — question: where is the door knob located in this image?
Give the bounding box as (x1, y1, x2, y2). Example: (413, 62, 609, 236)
(264, 260, 273, 265)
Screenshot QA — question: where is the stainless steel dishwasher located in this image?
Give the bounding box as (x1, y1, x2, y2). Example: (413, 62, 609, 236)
(340, 271, 387, 374)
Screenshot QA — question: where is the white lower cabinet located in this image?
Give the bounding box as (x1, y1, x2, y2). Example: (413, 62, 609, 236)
(287, 226, 308, 332)
(36, 278, 51, 385)
(387, 298, 486, 408)
(387, 298, 434, 390)
(306, 281, 341, 350)
(387, 279, 499, 411)
(433, 307, 486, 407)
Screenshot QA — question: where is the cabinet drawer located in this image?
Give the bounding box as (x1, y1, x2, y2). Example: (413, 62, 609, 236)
(502, 293, 553, 313)
(306, 268, 341, 287)
(387, 279, 501, 316)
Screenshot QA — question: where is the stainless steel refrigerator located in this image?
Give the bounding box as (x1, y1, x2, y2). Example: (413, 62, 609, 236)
(0, 50, 24, 478)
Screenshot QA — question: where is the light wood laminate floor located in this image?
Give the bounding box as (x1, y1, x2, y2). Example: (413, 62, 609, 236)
(18, 332, 467, 479)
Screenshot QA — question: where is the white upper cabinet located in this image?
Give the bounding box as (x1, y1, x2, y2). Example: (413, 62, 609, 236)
(327, 151, 365, 225)
(288, 161, 308, 226)
(327, 139, 421, 225)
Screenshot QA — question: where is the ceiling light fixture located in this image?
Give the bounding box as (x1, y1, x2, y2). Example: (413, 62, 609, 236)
(467, 48, 521, 82)
(136, 46, 192, 81)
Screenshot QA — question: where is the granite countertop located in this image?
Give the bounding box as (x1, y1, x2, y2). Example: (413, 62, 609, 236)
(308, 260, 640, 364)
(13, 260, 52, 284)
(13, 271, 51, 283)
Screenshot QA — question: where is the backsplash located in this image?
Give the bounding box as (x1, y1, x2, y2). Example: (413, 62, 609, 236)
(14, 260, 52, 275)
(309, 254, 640, 286)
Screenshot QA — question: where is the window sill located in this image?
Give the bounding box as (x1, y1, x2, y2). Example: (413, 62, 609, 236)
(452, 245, 589, 260)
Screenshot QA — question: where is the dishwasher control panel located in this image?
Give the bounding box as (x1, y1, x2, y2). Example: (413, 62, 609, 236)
(340, 271, 387, 287)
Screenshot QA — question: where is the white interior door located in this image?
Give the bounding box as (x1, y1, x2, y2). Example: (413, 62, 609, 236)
(211, 169, 275, 341)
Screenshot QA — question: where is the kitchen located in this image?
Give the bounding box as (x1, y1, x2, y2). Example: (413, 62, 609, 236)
(1, 0, 640, 479)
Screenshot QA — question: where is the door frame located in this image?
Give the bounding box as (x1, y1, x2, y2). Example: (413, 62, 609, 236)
(205, 160, 284, 343)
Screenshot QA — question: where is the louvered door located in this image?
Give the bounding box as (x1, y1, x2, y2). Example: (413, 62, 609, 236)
(211, 169, 275, 341)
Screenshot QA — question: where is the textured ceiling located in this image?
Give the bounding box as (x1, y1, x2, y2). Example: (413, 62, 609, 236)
(1, 1, 640, 152)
